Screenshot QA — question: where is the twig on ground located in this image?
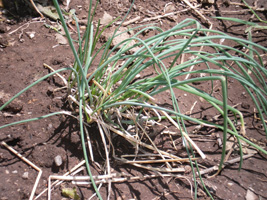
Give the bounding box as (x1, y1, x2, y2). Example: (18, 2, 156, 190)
(203, 8, 266, 14)
(185, 101, 197, 116)
(160, 110, 207, 159)
(43, 63, 68, 87)
(29, 0, 44, 18)
(1, 141, 42, 200)
(96, 119, 112, 199)
(124, 157, 197, 164)
(254, 108, 267, 123)
(49, 171, 185, 186)
(181, 0, 212, 26)
(100, 121, 189, 161)
(197, 154, 255, 176)
(140, 6, 201, 23)
(35, 160, 86, 199)
(9, 19, 45, 36)
(121, 16, 141, 26)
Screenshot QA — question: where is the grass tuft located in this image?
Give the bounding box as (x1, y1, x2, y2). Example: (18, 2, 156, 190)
(0, 0, 266, 199)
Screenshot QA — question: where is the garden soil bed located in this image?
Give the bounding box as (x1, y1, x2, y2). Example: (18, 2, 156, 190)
(0, 0, 267, 199)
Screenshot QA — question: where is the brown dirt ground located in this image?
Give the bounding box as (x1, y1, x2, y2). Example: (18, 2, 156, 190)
(0, 0, 267, 199)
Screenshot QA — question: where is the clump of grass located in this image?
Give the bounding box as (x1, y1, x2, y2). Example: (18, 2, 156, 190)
(1, 0, 267, 199)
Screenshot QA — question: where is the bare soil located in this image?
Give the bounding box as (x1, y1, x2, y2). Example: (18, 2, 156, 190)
(0, 0, 267, 199)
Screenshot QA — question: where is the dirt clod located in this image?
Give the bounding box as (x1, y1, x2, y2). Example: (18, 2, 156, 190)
(0, 90, 23, 113)
(241, 102, 250, 109)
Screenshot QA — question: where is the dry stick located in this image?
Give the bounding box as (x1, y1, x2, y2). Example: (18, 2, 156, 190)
(43, 63, 68, 87)
(122, 16, 141, 26)
(182, 0, 212, 26)
(43, 63, 73, 109)
(73, 173, 178, 185)
(185, 100, 197, 116)
(168, 131, 178, 150)
(29, 0, 44, 18)
(122, 153, 161, 158)
(35, 160, 86, 199)
(197, 154, 255, 176)
(254, 108, 267, 123)
(84, 127, 95, 162)
(120, 160, 185, 173)
(88, 182, 103, 200)
(135, 115, 173, 170)
(8, 19, 45, 35)
(141, 6, 201, 23)
(106, 121, 192, 173)
(1, 141, 42, 200)
(96, 120, 112, 200)
(224, 138, 235, 163)
(100, 121, 191, 161)
(47, 161, 86, 200)
(124, 157, 197, 164)
(9, 22, 30, 35)
(160, 110, 206, 159)
(203, 8, 266, 14)
(49, 173, 174, 185)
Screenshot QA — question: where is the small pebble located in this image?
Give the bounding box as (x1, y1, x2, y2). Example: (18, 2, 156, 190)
(5, 170, 9, 174)
(12, 170, 18, 174)
(22, 172, 29, 179)
(241, 102, 250, 109)
(54, 155, 63, 167)
(47, 123, 53, 130)
(184, 165, 191, 174)
(135, 74, 141, 78)
(227, 182, 234, 186)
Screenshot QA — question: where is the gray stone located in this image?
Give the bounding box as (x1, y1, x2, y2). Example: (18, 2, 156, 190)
(54, 155, 63, 167)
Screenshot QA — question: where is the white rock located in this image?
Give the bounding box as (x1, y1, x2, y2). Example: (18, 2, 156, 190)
(55, 33, 67, 45)
(100, 12, 113, 26)
(246, 188, 258, 200)
(102, 27, 138, 53)
(26, 31, 35, 39)
(22, 172, 29, 179)
(54, 155, 63, 167)
(227, 182, 234, 186)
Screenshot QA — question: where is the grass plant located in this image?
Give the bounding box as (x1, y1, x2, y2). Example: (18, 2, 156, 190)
(1, 0, 267, 199)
